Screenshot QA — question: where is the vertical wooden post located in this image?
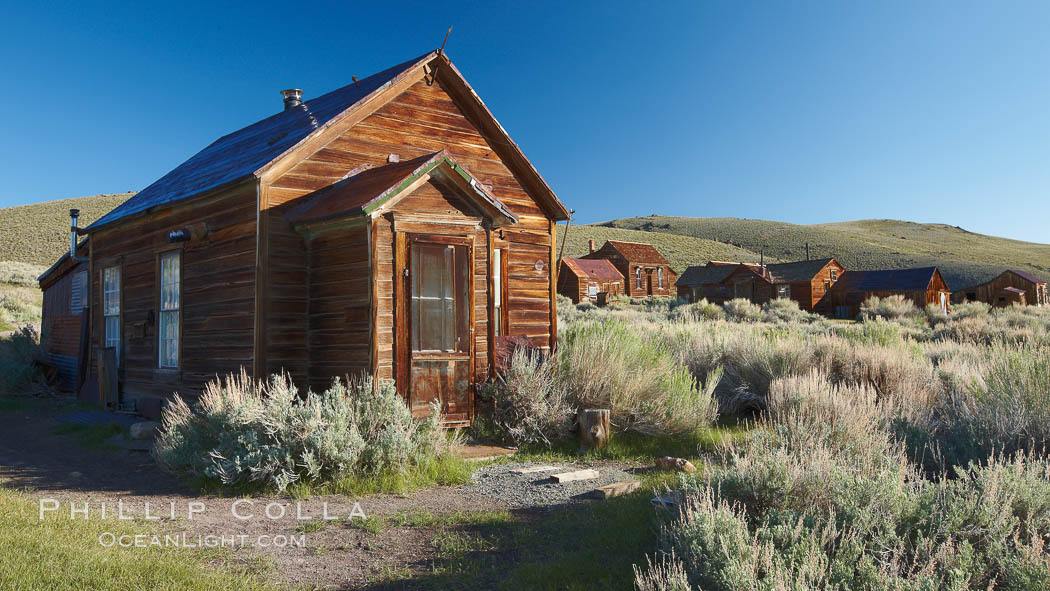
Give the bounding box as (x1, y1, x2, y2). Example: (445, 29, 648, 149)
(579, 409, 611, 451)
(98, 347, 118, 409)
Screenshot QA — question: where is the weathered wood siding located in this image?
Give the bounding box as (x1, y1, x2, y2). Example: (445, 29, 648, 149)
(304, 223, 371, 392)
(264, 209, 310, 385)
(806, 260, 845, 313)
(88, 183, 257, 400)
(556, 267, 623, 304)
(265, 74, 555, 351)
(557, 265, 582, 303)
(40, 260, 88, 390)
(953, 271, 1048, 307)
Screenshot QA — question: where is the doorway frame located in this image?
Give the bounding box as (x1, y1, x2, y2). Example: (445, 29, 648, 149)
(394, 231, 476, 426)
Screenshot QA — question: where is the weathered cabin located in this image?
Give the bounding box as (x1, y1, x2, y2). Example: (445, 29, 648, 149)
(762, 258, 844, 314)
(952, 270, 1048, 307)
(581, 240, 676, 298)
(557, 257, 624, 304)
(828, 266, 950, 319)
(675, 263, 742, 303)
(44, 50, 570, 425)
(37, 234, 91, 393)
(676, 258, 843, 313)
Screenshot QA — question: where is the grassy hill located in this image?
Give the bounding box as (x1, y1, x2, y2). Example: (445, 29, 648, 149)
(0, 193, 133, 266)
(599, 215, 1050, 289)
(557, 224, 768, 273)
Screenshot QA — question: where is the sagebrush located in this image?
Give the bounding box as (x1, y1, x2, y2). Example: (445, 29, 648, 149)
(154, 372, 446, 492)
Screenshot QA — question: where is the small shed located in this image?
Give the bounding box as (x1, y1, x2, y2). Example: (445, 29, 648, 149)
(999, 287, 1026, 307)
(37, 238, 91, 393)
(952, 270, 1048, 307)
(581, 240, 676, 298)
(557, 258, 624, 304)
(828, 266, 950, 319)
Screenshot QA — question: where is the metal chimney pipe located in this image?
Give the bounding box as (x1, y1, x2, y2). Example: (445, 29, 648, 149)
(280, 89, 303, 111)
(69, 209, 80, 259)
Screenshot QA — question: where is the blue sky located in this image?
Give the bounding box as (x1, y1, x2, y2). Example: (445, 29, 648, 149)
(1, 1, 1047, 242)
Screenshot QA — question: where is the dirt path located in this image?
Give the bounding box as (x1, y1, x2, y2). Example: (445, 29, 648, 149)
(0, 399, 616, 589)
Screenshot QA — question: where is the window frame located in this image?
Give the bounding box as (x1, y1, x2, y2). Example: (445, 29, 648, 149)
(156, 248, 182, 370)
(657, 267, 663, 288)
(102, 264, 122, 365)
(829, 268, 838, 282)
(635, 267, 643, 290)
(492, 246, 508, 337)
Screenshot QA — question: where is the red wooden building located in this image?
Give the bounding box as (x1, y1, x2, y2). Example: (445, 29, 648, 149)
(557, 257, 624, 304)
(581, 240, 676, 298)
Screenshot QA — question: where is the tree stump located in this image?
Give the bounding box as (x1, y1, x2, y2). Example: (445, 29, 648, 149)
(579, 409, 611, 451)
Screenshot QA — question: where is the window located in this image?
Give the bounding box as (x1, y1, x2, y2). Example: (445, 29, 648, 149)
(635, 267, 643, 289)
(777, 285, 791, 299)
(412, 243, 469, 353)
(158, 252, 181, 369)
(587, 282, 599, 296)
(103, 266, 121, 361)
(830, 268, 838, 282)
(492, 248, 504, 337)
(657, 268, 663, 288)
(71, 271, 88, 312)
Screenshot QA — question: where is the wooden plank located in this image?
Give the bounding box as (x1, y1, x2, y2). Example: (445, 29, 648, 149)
(510, 465, 558, 474)
(551, 469, 599, 483)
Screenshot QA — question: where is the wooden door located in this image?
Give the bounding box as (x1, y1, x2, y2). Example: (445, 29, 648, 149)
(405, 235, 474, 424)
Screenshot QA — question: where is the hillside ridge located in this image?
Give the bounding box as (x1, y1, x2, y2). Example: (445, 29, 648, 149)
(2, 196, 1046, 291)
(597, 215, 1050, 289)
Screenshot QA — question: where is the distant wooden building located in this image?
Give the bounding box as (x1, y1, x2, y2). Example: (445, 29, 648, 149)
(581, 240, 676, 298)
(675, 263, 744, 303)
(37, 238, 91, 392)
(676, 258, 843, 313)
(952, 270, 1048, 307)
(763, 258, 845, 314)
(40, 50, 571, 426)
(557, 258, 623, 304)
(828, 267, 950, 318)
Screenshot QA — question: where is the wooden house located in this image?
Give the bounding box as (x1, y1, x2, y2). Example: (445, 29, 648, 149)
(676, 258, 843, 314)
(828, 267, 950, 319)
(675, 264, 742, 303)
(557, 258, 624, 304)
(581, 240, 676, 298)
(43, 50, 570, 426)
(37, 237, 91, 393)
(762, 258, 844, 314)
(952, 270, 1049, 307)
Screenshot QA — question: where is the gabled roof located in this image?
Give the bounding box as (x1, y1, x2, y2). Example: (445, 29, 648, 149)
(38, 238, 89, 287)
(765, 258, 837, 284)
(832, 267, 942, 293)
(676, 264, 737, 287)
(561, 258, 623, 281)
(285, 150, 516, 227)
(1004, 269, 1048, 285)
(85, 50, 568, 232)
(597, 240, 670, 265)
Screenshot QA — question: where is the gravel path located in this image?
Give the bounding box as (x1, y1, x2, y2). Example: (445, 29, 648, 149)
(461, 461, 637, 508)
